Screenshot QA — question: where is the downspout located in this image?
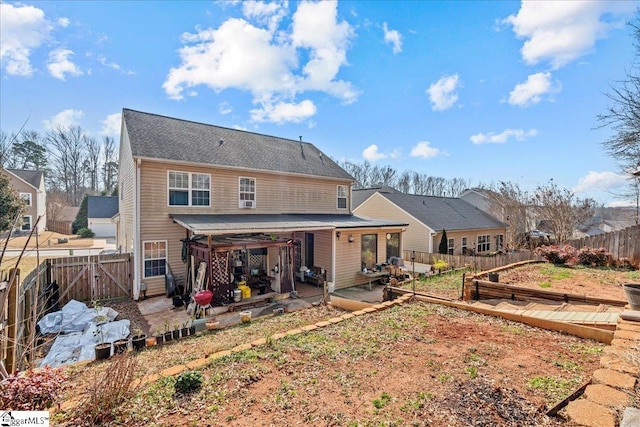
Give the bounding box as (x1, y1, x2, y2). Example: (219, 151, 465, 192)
(133, 158, 141, 300)
(331, 229, 337, 289)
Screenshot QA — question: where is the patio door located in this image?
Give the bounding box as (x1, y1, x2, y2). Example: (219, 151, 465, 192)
(305, 233, 314, 268)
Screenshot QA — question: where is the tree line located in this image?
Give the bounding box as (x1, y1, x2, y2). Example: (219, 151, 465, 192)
(0, 126, 118, 218)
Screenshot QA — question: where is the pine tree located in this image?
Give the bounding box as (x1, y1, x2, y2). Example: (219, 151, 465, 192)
(0, 168, 26, 232)
(438, 229, 448, 254)
(72, 195, 89, 234)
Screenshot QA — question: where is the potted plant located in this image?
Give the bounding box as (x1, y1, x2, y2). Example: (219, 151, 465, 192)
(623, 283, 640, 311)
(132, 328, 147, 351)
(181, 321, 190, 338)
(154, 329, 164, 346)
(206, 318, 220, 330)
(113, 338, 129, 354)
(172, 322, 181, 340)
(164, 320, 173, 344)
(163, 321, 173, 343)
(93, 301, 111, 360)
(189, 317, 196, 335)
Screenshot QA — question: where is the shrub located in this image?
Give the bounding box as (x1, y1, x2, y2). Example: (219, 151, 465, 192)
(78, 227, 95, 238)
(432, 259, 449, 272)
(175, 370, 203, 394)
(0, 366, 68, 410)
(576, 247, 613, 267)
(534, 245, 576, 265)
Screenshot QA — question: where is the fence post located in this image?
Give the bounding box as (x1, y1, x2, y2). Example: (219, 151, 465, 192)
(6, 268, 20, 374)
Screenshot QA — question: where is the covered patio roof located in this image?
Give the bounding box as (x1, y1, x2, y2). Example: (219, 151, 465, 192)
(170, 213, 407, 235)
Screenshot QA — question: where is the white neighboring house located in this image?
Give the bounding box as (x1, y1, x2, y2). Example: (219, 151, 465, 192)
(87, 196, 119, 237)
(3, 168, 46, 234)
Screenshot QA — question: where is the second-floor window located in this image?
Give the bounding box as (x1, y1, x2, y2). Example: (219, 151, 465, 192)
(239, 177, 256, 208)
(20, 193, 32, 206)
(337, 185, 348, 210)
(448, 238, 454, 255)
(477, 234, 490, 252)
(168, 171, 210, 206)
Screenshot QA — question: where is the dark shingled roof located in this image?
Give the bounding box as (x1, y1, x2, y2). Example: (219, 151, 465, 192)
(352, 186, 398, 209)
(123, 109, 354, 181)
(87, 196, 119, 219)
(6, 169, 44, 189)
(357, 190, 507, 231)
(170, 213, 407, 235)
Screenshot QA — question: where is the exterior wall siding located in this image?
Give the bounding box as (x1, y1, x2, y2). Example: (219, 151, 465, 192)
(432, 228, 507, 256)
(142, 160, 352, 215)
(4, 172, 45, 233)
(354, 193, 431, 252)
(117, 126, 136, 254)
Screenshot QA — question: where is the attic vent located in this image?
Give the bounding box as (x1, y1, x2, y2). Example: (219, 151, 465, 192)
(219, 138, 224, 145)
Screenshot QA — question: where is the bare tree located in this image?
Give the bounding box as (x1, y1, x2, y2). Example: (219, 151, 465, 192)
(102, 136, 118, 194)
(598, 15, 640, 221)
(530, 181, 595, 243)
(479, 181, 531, 249)
(84, 136, 101, 193)
(47, 125, 88, 206)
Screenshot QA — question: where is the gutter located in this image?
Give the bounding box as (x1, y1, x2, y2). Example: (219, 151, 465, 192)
(133, 158, 141, 300)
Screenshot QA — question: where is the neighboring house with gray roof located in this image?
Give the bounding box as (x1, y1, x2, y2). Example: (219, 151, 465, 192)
(353, 188, 507, 255)
(118, 109, 407, 300)
(3, 168, 46, 233)
(87, 196, 119, 237)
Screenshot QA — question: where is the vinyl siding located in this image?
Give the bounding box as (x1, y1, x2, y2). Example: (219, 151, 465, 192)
(117, 126, 136, 253)
(3, 172, 44, 233)
(140, 160, 352, 215)
(354, 193, 431, 252)
(433, 228, 507, 255)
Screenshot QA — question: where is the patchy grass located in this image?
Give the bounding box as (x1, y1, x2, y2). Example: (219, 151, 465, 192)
(526, 375, 580, 404)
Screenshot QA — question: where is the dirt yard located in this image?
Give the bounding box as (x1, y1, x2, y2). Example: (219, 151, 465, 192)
(496, 263, 638, 301)
(4, 231, 95, 250)
(55, 301, 615, 427)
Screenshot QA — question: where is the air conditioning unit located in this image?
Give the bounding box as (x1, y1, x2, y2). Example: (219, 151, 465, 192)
(240, 200, 254, 208)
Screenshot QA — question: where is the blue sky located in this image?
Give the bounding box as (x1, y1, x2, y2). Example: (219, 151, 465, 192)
(1, 0, 638, 206)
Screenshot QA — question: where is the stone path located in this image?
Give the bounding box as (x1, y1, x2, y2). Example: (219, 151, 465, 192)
(564, 309, 640, 427)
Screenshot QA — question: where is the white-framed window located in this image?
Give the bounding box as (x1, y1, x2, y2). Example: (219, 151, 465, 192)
(337, 185, 348, 210)
(461, 237, 468, 255)
(477, 234, 490, 252)
(21, 215, 32, 231)
(19, 192, 32, 206)
(495, 234, 504, 250)
(143, 240, 167, 278)
(239, 177, 256, 208)
(447, 238, 454, 255)
(168, 171, 210, 206)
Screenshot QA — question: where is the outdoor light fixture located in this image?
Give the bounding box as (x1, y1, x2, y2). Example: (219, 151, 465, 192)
(348, 235, 355, 243)
(336, 231, 341, 240)
(386, 233, 391, 240)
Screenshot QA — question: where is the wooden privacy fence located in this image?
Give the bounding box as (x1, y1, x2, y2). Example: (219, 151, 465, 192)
(46, 219, 73, 235)
(45, 253, 132, 304)
(1, 253, 132, 374)
(403, 250, 540, 272)
(564, 225, 640, 265)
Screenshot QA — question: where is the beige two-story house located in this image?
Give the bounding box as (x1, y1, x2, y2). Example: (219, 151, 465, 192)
(3, 168, 46, 234)
(353, 187, 507, 256)
(117, 109, 407, 302)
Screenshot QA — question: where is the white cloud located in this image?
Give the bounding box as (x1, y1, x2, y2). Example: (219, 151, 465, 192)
(573, 171, 629, 194)
(383, 22, 402, 54)
(219, 102, 233, 115)
(410, 141, 441, 159)
(0, 3, 51, 76)
(43, 109, 84, 130)
(508, 72, 558, 107)
(98, 55, 120, 70)
(361, 145, 401, 161)
(504, 1, 635, 69)
(470, 128, 537, 145)
(242, 0, 288, 33)
(163, 0, 357, 124)
(250, 99, 317, 124)
(101, 112, 121, 136)
(47, 48, 83, 80)
(58, 17, 70, 28)
(426, 74, 460, 111)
